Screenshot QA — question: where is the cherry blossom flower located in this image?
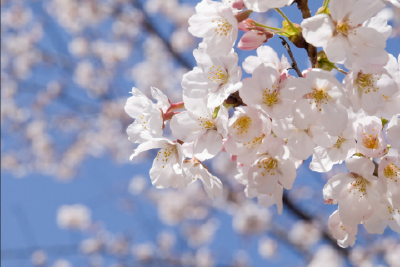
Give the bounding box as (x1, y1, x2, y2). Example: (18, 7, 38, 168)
(171, 97, 228, 161)
(224, 107, 271, 164)
(130, 138, 192, 190)
(386, 115, 400, 150)
(281, 69, 349, 136)
(237, 30, 272, 51)
(240, 64, 294, 119)
(354, 115, 388, 158)
(188, 0, 238, 57)
(236, 163, 284, 213)
(57, 204, 91, 230)
(242, 45, 290, 74)
(343, 65, 398, 116)
(124, 87, 166, 143)
(301, 0, 389, 67)
(272, 117, 337, 160)
(183, 161, 223, 199)
(246, 135, 297, 195)
(226, 106, 266, 144)
(310, 111, 357, 172)
(328, 210, 358, 248)
(378, 152, 400, 208)
(182, 46, 242, 108)
(242, 0, 294, 13)
(323, 157, 386, 226)
(363, 195, 400, 234)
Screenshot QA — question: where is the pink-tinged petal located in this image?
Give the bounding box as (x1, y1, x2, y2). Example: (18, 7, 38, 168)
(301, 14, 335, 47)
(257, 45, 280, 68)
(347, 0, 385, 27)
(151, 87, 170, 113)
(130, 138, 171, 160)
(329, 0, 355, 23)
(278, 158, 297, 190)
(253, 64, 280, 89)
(324, 34, 353, 65)
(170, 112, 205, 142)
(318, 101, 348, 136)
(310, 146, 333, 172)
(345, 157, 375, 176)
(361, 90, 383, 115)
(339, 191, 369, 226)
(197, 166, 223, 199)
(388, 213, 400, 233)
(150, 162, 179, 189)
(349, 27, 387, 57)
(193, 130, 223, 161)
(266, 135, 285, 158)
(253, 170, 279, 195)
(240, 77, 265, 106)
(216, 105, 229, 138)
(363, 212, 387, 234)
(292, 99, 318, 130)
(182, 67, 210, 98)
(237, 31, 267, 51)
(280, 77, 313, 100)
(308, 125, 336, 148)
(376, 73, 398, 97)
(271, 117, 295, 139)
(287, 130, 314, 160)
(323, 173, 354, 201)
(363, 17, 392, 40)
(243, 56, 262, 74)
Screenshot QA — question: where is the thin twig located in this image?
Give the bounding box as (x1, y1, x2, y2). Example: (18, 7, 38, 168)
(279, 37, 303, 78)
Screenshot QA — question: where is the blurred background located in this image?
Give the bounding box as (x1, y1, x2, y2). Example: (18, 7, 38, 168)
(1, 0, 400, 266)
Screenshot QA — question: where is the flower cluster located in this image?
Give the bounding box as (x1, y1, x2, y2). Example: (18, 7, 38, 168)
(125, 0, 400, 248)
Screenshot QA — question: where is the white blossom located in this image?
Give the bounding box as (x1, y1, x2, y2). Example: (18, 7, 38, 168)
(242, 0, 294, 13)
(170, 97, 228, 161)
(182, 46, 242, 108)
(240, 64, 294, 119)
(188, 0, 238, 57)
(323, 157, 386, 226)
(57, 204, 91, 230)
(301, 0, 390, 67)
(242, 45, 290, 74)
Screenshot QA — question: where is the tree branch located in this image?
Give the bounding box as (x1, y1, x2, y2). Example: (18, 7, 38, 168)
(282, 193, 350, 258)
(293, 0, 318, 68)
(279, 37, 303, 78)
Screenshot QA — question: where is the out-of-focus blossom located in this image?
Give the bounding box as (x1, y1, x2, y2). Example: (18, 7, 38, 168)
(57, 204, 91, 230)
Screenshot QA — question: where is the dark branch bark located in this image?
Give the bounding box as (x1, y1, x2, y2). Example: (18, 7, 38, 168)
(279, 37, 303, 78)
(282, 193, 350, 258)
(131, 0, 192, 70)
(294, 0, 318, 68)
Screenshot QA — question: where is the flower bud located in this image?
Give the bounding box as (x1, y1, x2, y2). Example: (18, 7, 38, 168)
(235, 9, 253, 23)
(237, 30, 273, 51)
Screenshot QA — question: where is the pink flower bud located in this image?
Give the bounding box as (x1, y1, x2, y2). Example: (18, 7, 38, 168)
(238, 30, 272, 51)
(231, 155, 237, 162)
(238, 19, 256, 32)
(232, 0, 246, 9)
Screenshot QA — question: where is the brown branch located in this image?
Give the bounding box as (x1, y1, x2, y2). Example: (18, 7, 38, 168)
(279, 37, 303, 78)
(282, 193, 350, 258)
(294, 0, 318, 68)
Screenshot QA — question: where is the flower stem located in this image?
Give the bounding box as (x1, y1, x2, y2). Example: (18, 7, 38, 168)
(323, 0, 330, 8)
(274, 8, 297, 32)
(253, 22, 289, 36)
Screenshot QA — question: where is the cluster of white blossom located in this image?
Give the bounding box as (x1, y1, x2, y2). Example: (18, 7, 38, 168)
(125, 0, 400, 248)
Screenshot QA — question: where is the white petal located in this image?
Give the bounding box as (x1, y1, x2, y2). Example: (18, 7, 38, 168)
(193, 130, 223, 161)
(301, 14, 335, 47)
